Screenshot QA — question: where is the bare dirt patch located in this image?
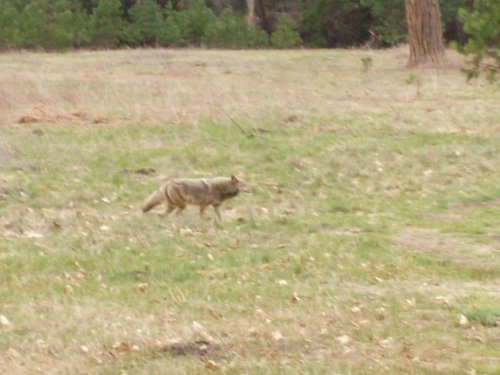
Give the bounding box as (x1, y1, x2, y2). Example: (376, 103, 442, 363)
(17, 108, 91, 125)
(451, 198, 500, 211)
(120, 168, 158, 177)
(0, 207, 65, 239)
(160, 340, 223, 359)
(426, 213, 463, 222)
(395, 227, 499, 268)
(0, 145, 35, 170)
(12, 107, 120, 128)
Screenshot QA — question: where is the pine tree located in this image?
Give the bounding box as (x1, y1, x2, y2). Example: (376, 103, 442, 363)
(162, 4, 183, 46)
(89, 0, 127, 48)
(129, 0, 164, 46)
(181, 0, 217, 45)
(48, 0, 89, 49)
(457, 0, 499, 81)
(0, 2, 21, 49)
(19, 2, 50, 49)
(271, 14, 301, 48)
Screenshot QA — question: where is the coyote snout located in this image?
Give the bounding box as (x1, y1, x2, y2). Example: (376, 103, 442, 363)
(142, 175, 249, 220)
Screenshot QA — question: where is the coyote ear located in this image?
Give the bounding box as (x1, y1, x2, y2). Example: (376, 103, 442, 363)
(231, 175, 238, 182)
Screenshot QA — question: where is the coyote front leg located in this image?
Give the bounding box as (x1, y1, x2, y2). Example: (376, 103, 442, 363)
(199, 204, 207, 219)
(213, 204, 222, 221)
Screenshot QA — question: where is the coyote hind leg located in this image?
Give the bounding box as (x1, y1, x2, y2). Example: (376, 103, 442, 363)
(175, 202, 186, 216)
(161, 204, 176, 217)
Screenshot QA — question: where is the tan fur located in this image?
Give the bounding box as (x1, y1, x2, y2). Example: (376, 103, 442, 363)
(142, 175, 249, 220)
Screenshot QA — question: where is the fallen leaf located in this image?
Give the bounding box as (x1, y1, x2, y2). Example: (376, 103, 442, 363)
(375, 306, 386, 319)
(180, 228, 193, 236)
(6, 348, 20, 359)
(272, 330, 283, 341)
(80, 345, 90, 353)
(406, 298, 416, 307)
(51, 220, 62, 230)
(459, 314, 470, 327)
(283, 114, 301, 123)
(191, 321, 213, 342)
(24, 230, 44, 239)
(379, 337, 394, 348)
(113, 342, 131, 352)
(0, 314, 11, 326)
(435, 296, 449, 305)
(335, 335, 350, 345)
(93, 356, 103, 364)
(205, 360, 219, 370)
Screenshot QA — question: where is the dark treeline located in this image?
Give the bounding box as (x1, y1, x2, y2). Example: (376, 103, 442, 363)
(0, 0, 473, 50)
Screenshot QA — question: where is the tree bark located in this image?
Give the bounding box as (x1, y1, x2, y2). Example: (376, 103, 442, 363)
(256, 0, 271, 34)
(246, 0, 256, 26)
(405, 0, 446, 67)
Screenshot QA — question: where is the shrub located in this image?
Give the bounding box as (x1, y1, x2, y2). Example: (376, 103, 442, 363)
(48, 0, 90, 49)
(161, 4, 184, 46)
(89, 0, 127, 48)
(0, 3, 21, 49)
(300, 0, 370, 47)
(129, 0, 165, 46)
(203, 9, 268, 48)
(361, 0, 406, 45)
(271, 14, 301, 48)
(456, 0, 500, 82)
(178, 0, 217, 45)
(18, 2, 50, 49)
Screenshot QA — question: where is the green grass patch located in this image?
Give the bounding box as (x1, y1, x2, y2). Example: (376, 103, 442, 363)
(0, 49, 499, 374)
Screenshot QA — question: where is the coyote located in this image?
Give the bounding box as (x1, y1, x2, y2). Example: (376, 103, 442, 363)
(142, 175, 249, 220)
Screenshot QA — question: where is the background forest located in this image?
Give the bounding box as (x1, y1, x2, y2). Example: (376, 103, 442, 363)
(0, 0, 477, 50)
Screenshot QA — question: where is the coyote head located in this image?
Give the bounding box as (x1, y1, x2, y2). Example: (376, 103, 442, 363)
(231, 175, 250, 193)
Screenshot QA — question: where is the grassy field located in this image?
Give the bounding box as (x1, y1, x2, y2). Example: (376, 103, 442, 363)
(0, 48, 499, 374)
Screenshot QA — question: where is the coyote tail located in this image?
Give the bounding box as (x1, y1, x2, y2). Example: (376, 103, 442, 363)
(142, 187, 165, 213)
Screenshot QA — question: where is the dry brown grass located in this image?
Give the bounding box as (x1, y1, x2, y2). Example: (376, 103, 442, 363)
(1, 47, 497, 130)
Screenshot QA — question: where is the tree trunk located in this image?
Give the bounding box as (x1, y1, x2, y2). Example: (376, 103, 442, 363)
(256, 0, 271, 34)
(405, 0, 446, 67)
(246, 0, 256, 26)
